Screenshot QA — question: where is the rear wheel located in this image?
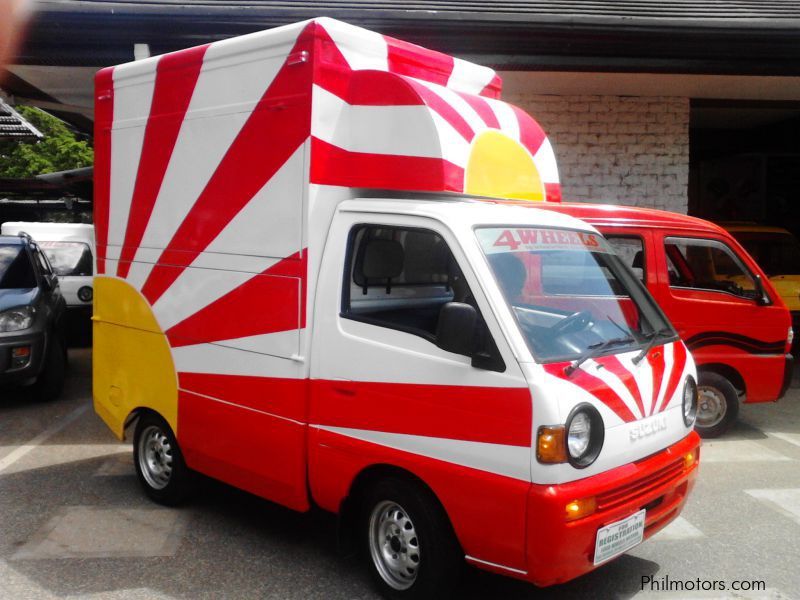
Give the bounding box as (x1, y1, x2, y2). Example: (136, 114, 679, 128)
(133, 413, 193, 505)
(695, 372, 739, 438)
(361, 477, 462, 600)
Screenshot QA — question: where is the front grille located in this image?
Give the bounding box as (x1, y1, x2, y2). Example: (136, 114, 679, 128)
(595, 457, 685, 512)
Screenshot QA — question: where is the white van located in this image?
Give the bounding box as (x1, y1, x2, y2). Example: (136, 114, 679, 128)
(0, 222, 95, 311)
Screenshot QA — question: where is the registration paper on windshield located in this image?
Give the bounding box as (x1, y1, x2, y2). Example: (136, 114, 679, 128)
(477, 228, 611, 255)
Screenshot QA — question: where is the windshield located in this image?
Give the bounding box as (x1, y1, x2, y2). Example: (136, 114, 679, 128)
(731, 232, 800, 276)
(0, 244, 36, 289)
(477, 227, 675, 363)
(39, 241, 93, 276)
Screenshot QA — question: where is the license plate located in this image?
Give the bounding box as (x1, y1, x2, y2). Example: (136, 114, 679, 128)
(593, 509, 646, 565)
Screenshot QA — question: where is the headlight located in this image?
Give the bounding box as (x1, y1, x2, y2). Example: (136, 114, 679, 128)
(78, 286, 93, 302)
(565, 404, 605, 468)
(682, 376, 698, 427)
(0, 306, 35, 332)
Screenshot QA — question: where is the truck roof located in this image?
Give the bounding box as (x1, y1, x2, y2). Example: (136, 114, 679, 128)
(525, 202, 728, 235)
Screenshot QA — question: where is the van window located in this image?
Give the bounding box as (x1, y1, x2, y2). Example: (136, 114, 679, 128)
(39, 241, 93, 276)
(606, 236, 645, 282)
(342, 225, 480, 344)
(665, 237, 758, 299)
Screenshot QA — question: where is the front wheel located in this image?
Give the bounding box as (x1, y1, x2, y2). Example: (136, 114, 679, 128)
(695, 372, 739, 438)
(133, 413, 193, 505)
(362, 477, 462, 600)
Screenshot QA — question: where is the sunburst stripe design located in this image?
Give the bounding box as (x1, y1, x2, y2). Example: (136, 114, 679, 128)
(116, 44, 209, 280)
(658, 342, 688, 414)
(602, 355, 647, 418)
(139, 28, 315, 306)
(455, 90, 501, 129)
(542, 344, 686, 424)
(165, 251, 306, 348)
(543, 363, 637, 423)
(93, 68, 115, 274)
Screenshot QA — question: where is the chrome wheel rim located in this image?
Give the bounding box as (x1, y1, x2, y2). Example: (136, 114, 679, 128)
(369, 500, 420, 590)
(137, 425, 173, 490)
(696, 386, 727, 428)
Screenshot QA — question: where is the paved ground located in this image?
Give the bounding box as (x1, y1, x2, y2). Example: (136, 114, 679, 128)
(1, 348, 799, 599)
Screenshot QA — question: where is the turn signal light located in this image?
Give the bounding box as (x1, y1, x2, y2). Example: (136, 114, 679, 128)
(11, 345, 31, 369)
(565, 497, 597, 521)
(684, 449, 698, 470)
(537, 426, 567, 464)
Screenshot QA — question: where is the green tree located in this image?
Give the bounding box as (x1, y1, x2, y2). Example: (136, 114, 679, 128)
(0, 106, 93, 178)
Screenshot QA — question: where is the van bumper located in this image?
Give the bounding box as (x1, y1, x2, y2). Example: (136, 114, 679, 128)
(778, 353, 794, 400)
(523, 432, 700, 587)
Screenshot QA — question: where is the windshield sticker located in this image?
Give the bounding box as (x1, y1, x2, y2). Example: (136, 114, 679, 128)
(478, 228, 610, 254)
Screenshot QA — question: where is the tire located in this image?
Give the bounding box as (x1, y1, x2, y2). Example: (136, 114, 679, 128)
(361, 477, 462, 600)
(33, 333, 66, 401)
(695, 372, 739, 438)
(133, 412, 193, 506)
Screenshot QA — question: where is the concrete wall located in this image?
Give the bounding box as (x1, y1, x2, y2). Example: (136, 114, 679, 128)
(506, 93, 690, 213)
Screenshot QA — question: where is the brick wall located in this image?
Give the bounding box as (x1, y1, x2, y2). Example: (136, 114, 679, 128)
(506, 94, 690, 213)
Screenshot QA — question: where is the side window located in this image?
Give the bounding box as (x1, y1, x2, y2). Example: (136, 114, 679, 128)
(664, 237, 758, 299)
(606, 236, 645, 283)
(343, 225, 469, 340)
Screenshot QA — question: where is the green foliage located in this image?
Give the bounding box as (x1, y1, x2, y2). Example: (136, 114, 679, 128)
(0, 106, 93, 178)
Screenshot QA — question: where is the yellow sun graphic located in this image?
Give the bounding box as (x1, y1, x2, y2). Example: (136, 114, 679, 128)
(464, 130, 546, 201)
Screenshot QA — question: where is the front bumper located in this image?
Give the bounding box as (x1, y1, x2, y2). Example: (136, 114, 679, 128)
(524, 432, 701, 586)
(0, 330, 46, 385)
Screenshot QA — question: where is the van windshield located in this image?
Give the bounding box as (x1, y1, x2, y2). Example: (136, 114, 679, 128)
(39, 241, 93, 276)
(476, 227, 675, 363)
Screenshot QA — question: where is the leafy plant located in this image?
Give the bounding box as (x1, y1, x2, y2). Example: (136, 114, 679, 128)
(0, 106, 93, 178)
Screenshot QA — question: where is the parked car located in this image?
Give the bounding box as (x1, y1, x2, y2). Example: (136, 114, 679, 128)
(0, 232, 67, 400)
(537, 203, 792, 438)
(720, 223, 800, 348)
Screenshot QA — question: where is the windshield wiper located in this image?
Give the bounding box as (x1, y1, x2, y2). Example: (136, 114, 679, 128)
(632, 328, 673, 365)
(565, 336, 635, 377)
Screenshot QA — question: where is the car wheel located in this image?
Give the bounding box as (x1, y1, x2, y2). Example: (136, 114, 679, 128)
(33, 333, 66, 401)
(695, 372, 739, 438)
(133, 412, 193, 505)
(361, 477, 462, 600)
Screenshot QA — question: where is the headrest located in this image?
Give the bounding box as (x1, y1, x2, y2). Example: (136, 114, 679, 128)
(632, 251, 644, 270)
(361, 239, 404, 280)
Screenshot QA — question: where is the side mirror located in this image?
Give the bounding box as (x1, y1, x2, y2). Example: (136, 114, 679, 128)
(436, 302, 477, 356)
(753, 274, 770, 306)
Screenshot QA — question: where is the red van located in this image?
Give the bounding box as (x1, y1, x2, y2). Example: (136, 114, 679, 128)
(537, 203, 793, 438)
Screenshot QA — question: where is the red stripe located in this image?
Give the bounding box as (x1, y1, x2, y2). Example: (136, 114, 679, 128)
(340, 70, 425, 107)
(481, 73, 503, 99)
(543, 363, 637, 423)
(166, 251, 306, 348)
(386, 37, 454, 87)
(658, 342, 688, 413)
(405, 78, 475, 142)
(116, 45, 209, 280)
(646, 348, 666, 416)
(602, 355, 646, 419)
(140, 27, 315, 305)
(512, 104, 547, 157)
(312, 380, 532, 446)
(179, 372, 307, 423)
(545, 183, 562, 203)
(456, 91, 501, 129)
(93, 67, 115, 275)
(310, 137, 464, 192)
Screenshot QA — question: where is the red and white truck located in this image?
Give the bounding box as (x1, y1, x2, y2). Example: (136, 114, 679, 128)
(93, 18, 700, 597)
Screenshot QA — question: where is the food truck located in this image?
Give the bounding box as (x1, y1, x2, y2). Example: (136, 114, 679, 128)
(93, 18, 700, 597)
(537, 204, 793, 438)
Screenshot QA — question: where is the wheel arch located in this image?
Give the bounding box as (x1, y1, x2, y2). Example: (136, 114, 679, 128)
(697, 363, 746, 397)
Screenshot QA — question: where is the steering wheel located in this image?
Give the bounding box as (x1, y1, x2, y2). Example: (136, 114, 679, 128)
(551, 310, 593, 336)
